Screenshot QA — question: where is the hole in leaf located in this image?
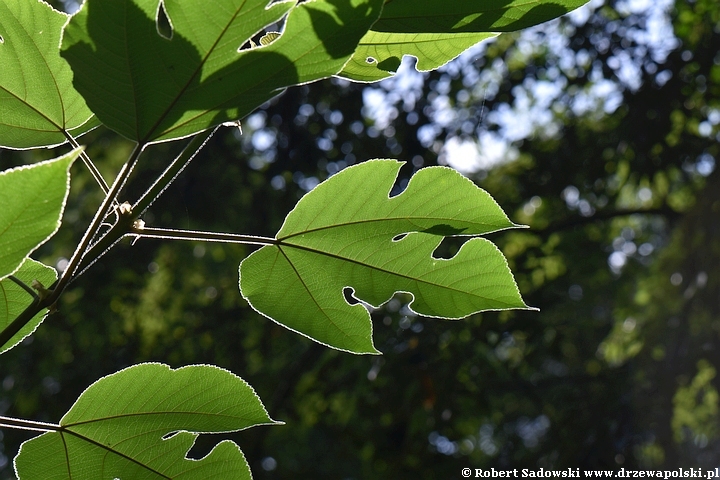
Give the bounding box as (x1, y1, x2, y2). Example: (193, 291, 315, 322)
(392, 233, 407, 242)
(388, 174, 410, 198)
(187, 432, 236, 460)
(156, 1, 173, 40)
(238, 40, 254, 51)
(343, 287, 359, 305)
(161, 431, 179, 440)
(0, 34, 4, 44)
(365, 56, 377, 64)
(432, 237, 469, 260)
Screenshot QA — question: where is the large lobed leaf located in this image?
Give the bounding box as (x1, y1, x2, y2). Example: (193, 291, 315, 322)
(14, 363, 278, 479)
(0, 0, 96, 149)
(0, 149, 80, 281)
(61, 0, 384, 144)
(0, 258, 57, 354)
(240, 160, 529, 354)
(338, 0, 590, 81)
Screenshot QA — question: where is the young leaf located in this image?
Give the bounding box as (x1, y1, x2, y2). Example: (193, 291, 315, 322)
(0, 0, 96, 149)
(61, 0, 384, 144)
(337, 0, 589, 81)
(239, 160, 530, 354)
(0, 149, 80, 281)
(14, 363, 278, 479)
(0, 258, 57, 354)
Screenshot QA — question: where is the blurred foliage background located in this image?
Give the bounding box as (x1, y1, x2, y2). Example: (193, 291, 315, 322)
(1, 0, 719, 477)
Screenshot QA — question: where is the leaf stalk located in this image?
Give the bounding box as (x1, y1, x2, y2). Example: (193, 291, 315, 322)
(132, 226, 276, 246)
(0, 144, 145, 347)
(0, 415, 60, 433)
(0, 131, 217, 347)
(64, 132, 114, 202)
(6, 276, 39, 302)
(133, 127, 217, 216)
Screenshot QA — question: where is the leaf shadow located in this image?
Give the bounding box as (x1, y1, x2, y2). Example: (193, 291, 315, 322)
(478, 3, 572, 32)
(305, 0, 380, 59)
(62, 0, 300, 143)
(374, 0, 574, 33)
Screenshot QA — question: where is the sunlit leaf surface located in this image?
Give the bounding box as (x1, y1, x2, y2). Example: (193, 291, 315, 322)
(0, 0, 95, 149)
(240, 160, 529, 354)
(339, 31, 497, 82)
(15, 363, 278, 479)
(61, 0, 383, 143)
(0, 259, 56, 354)
(338, 0, 589, 81)
(0, 149, 79, 280)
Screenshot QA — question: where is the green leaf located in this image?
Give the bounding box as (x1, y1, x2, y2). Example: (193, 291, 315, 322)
(0, 258, 57, 354)
(0, 0, 96, 149)
(372, 0, 591, 33)
(14, 363, 278, 479)
(0, 148, 80, 281)
(339, 31, 497, 82)
(338, 0, 589, 81)
(61, 0, 384, 144)
(239, 160, 529, 354)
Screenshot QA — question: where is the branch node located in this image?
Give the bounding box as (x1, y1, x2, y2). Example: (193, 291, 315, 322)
(31, 280, 58, 313)
(132, 219, 146, 231)
(118, 201, 133, 216)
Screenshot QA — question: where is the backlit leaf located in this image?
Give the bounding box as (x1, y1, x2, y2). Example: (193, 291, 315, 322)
(372, 0, 591, 33)
(0, 149, 80, 281)
(339, 31, 497, 82)
(0, 258, 57, 354)
(240, 160, 529, 354)
(61, 0, 384, 144)
(14, 363, 278, 479)
(0, 0, 96, 149)
(338, 0, 589, 81)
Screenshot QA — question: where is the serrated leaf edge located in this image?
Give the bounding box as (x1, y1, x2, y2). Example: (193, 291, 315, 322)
(59, 362, 281, 429)
(277, 159, 525, 241)
(0, 148, 79, 281)
(239, 259, 381, 355)
(240, 160, 533, 354)
(14, 362, 280, 479)
(0, 258, 58, 354)
(0, 1, 94, 150)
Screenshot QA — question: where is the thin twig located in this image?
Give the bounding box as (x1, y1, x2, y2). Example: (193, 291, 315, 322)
(132, 226, 276, 246)
(0, 129, 220, 348)
(64, 132, 116, 204)
(6, 276, 39, 302)
(52, 144, 145, 298)
(0, 144, 146, 348)
(75, 130, 219, 276)
(0, 415, 61, 433)
(133, 127, 217, 215)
